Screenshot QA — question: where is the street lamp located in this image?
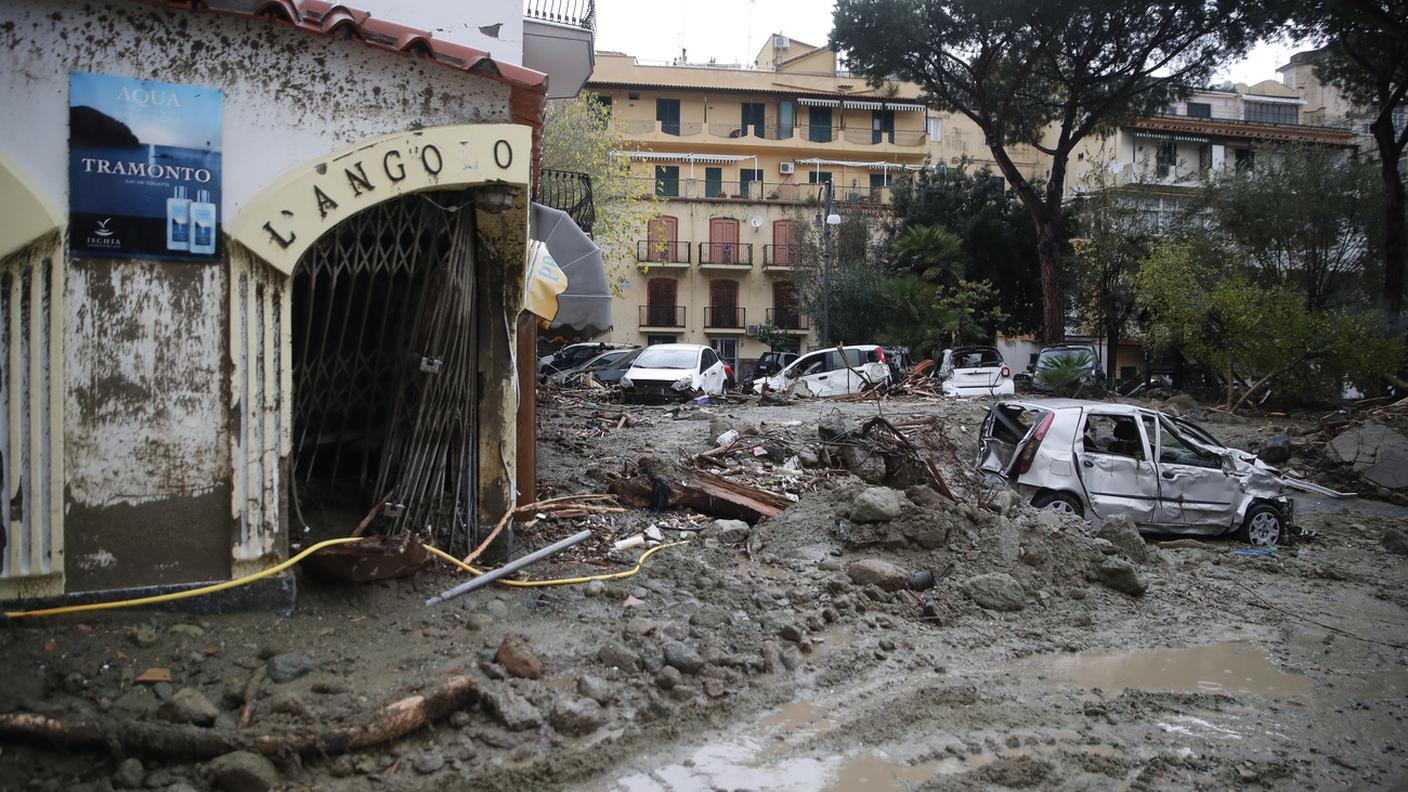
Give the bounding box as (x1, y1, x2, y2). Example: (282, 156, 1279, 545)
(820, 181, 841, 346)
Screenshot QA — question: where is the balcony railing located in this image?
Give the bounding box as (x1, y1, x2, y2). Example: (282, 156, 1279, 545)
(636, 239, 691, 263)
(1140, 108, 1356, 135)
(619, 120, 928, 147)
(766, 308, 809, 331)
(524, 0, 595, 30)
(635, 177, 895, 205)
(764, 244, 803, 267)
(536, 168, 595, 234)
(699, 242, 753, 266)
(639, 304, 686, 328)
(704, 306, 746, 329)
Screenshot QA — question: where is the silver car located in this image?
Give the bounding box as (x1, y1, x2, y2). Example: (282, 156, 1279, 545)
(976, 399, 1293, 545)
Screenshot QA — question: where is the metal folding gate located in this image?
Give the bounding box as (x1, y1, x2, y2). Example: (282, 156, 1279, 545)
(289, 194, 479, 552)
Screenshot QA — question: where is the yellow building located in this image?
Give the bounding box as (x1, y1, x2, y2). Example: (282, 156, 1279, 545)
(587, 35, 1047, 375)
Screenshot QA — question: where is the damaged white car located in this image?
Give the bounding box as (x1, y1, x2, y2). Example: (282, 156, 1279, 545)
(976, 400, 1294, 545)
(751, 345, 891, 398)
(619, 343, 727, 403)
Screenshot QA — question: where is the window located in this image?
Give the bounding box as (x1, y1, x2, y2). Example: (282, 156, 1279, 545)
(1244, 101, 1297, 125)
(925, 116, 942, 140)
(700, 347, 719, 371)
(1082, 415, 1146, 460)
(1234, 148, 1254, 172)
(869, 173, 888, 197)
(705, 167, 723, 198)
(739, 167, 763, 197)
(710, 338, 739, 373)
(593, 94, 613, 115)
(646, 335, 676, 346)
(656, 98, 681, 135)
(807, 170, 833, 184)
(808, 106, 833, 142)
(1186, 101, 1211, 119)
(646, 278, 678, 327)
(1157, 419, 1221, 469)
(655, 165, 680, 197)
(1155, 141, 1176, 179)
(793, 352, 828, 377)
(778, 100, 795, 139)
(708, 217, 740, 264)
(645, 215, 678, 262)
(741, 102, 765, 137)
(871, 109, 895, 144)
(709, 280, 741, 328)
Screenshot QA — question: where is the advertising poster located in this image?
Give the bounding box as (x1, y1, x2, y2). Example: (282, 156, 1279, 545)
(69, 71, 223, 260)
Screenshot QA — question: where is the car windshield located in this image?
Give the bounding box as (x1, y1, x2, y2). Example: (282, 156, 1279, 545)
(588, 350, 632, 368)
(1035, 348, 1094, 370)
(634, 347, 697, 369)
(604, 350, 641, 371)
(952, 348, 1002, 368)
(558, 346, 601, 366)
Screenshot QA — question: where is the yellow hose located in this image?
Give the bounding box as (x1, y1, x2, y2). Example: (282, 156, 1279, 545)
(3, 536, 688, 619)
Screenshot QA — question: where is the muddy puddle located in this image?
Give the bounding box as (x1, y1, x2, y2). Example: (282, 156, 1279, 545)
(1013, 640, 1313, 697)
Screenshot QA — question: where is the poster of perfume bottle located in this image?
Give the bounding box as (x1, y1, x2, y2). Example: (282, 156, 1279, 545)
(68, 71, 223, 260)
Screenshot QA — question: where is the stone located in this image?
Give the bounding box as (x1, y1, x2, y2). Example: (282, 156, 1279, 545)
(663, 641, 705, 674)
(597, 642, 640, 672)
(156, 688, 219, 726)
(655, 666, 683, 690)
(845, 559, 908, 591)
(549, 697, 607, 736)
(777, 623, 804, 643)
(577, 674, 615, 705)
(709, 519, 751, 542)
(167, 624, 205, 639)
(850, 487, 904, 523)
(484, 599, 510, 619)
(689, 607, 728, 629)
(1165, 393, 1198, 414)
(206, 751, 278, 792)
(113, 758, 144, 789)
(495, 634, 542, 680)
(1096, 558, 1148, 596)
(265, 653, 313, 683)
(583, 580, 606, 597)
(1258, 434, 1294, 465)
(991, 489, 1024, 516)
(412, 753, 445, 775)
(127, 626, 159, 649)
(760, 641, 783, 674)
(480, 684, 543, 731)
(269, 690, 309, 717)
(962, 573, 1026, 612)
(1095, 515, 1157, 565)
(1381, 529, 1408, 555)
(1326, 420, 1408, 491)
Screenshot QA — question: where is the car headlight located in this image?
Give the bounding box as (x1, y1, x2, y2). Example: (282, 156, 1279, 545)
(619, 375, 633, 388)
(672, 375, 693, 391)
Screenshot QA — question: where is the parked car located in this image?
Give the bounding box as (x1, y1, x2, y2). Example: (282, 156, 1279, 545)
(619, 343, 728, 403)
(1027, 344, 1105, 397)
(976, 399, 1293, 545)
(547, 346, 639, 385)
(752, 345, 890, 398)
(750, 351, 800, 381)
(937, 345, 1014, 397)
(592, 348, 642, 386)
(537, 342, 634, 378)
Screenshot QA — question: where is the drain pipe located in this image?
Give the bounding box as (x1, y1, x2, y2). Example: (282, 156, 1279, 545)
(425, 529, 592, 606)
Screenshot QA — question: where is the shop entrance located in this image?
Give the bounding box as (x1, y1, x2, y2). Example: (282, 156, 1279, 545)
(289, 193, 479, 552)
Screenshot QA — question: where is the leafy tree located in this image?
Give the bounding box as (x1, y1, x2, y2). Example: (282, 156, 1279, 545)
(1292, 0, 1408, 316)
(873, 274, 1006, 359)
(1186, 143, 1382, 309)
(753, 322, 793, 352)
(832, 0, 1281, 343)
(541, 94, 658, 286)
(791, 211, 892, 345)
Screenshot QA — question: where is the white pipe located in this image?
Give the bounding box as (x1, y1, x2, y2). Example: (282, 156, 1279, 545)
(425, 529, 592, 605)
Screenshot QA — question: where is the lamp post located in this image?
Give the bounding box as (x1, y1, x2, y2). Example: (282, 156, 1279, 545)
(820, 180, 841, 346)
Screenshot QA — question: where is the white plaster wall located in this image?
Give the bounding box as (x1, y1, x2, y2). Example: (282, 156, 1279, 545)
(0, 0, 513, 226)
(353, 0, 525, 64)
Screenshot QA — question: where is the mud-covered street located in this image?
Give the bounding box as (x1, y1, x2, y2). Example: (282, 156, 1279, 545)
(3, 395, 1407, 791)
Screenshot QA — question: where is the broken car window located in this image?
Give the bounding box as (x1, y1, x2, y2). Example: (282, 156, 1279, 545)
(1082, 414, 1145, 460)
(1157, 419, 1222, 469)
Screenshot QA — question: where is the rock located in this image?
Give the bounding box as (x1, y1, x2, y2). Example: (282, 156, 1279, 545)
(113, 757, 144, 789)
(127, 626, 159, 649)
(991, 489, 1024, 516)
(207, 751, 278, 792)
(597, 642, 640, 671)
(1165, 393, 1198, 414)
(850, 487, 904, 523)
(265, 653, 312, 683)
(577, 674, 615, 705)
(1326, 420, 1408, 491)
(168, 624, 205, 639)
(663, 641, 705, 674)
(412, 752, 445, 775)
(269, 690, 309, 717)
(480, 684, 543, 731)
(760, 641, 783, 674)
(484, 599, 510, 619)
(708, 519, 751, 541)
(689, 607, 728, 629)
(1381, 529, 1408, 555)
(962, 573, 1026, 612)
(818, 413, 857, 444)
(1096, 558, 1148, 596)
(583, 580, 606, 597)
(549, 697, 606, 736)
(495, 634, 542, 680)
(1095, 515, 1157, 565)
(156, 688, 219, 726)
(845, 559, 908, 591)
(655, 666, 683, 690)
(1258, 434, 1294, 464)
(777, 623, 804, 643)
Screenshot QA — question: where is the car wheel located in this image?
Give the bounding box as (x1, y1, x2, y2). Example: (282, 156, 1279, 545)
(1032, 491, 1084, 517)
(1240, 503, 1284, 546)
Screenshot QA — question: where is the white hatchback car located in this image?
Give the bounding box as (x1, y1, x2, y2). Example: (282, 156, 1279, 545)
(752, 345, 891, 398)
(619, 343, 728, 403)
(938, 345, 1014, 397)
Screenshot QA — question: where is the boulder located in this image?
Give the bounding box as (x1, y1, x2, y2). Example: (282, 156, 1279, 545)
(850, 487, 904, 523)
(207, 751, 278, 792)
(1327, 421, 1408, 491)
(662, 641, 705, 675)
(1258, 434, 1294, 465)
(265, 653, 313, 684)
(156, 688, 219, 726)
(962, 573, 1025, 612)
(1095, 515, 1157, 565)
(479, 684, 543, 731)
(596, 642, 640, 672)
(576, 674, 615, 705)
(1381, 529, 1408, 555)
(845, 559, 909, 591)
(113, 758, 144, 789)
(495, 634, 542, 680)
(1096, 558, 1148, 596)
(549, 696, 607, 736)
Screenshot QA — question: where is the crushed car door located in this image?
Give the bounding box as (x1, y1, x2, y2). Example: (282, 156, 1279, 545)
(1074, 412, 1158, 523)
(1153, 417, 1240, 529)
(797, 351, 846, 396)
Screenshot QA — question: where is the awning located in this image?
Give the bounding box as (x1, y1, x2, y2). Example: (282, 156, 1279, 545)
(797, 97, 841, 107)
(797, 157, 926, 171)
(528, 202, 612, 339)
(613, 151, 754, 164)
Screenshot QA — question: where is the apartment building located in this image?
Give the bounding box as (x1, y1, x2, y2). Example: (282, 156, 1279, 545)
(587, 35, 1045, 375)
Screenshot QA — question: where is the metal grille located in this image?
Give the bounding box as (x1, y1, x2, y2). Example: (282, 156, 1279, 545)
(290, 195, 478, 551)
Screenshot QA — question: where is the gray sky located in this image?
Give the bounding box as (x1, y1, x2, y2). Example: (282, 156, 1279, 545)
(594, 0, 1311, 85)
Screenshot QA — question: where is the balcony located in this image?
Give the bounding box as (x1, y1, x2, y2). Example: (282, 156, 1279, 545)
(639, 304, 686, 329)
(1132, 109, 1356, 147)
(636, 177, 894, 206)
(523, 0, 595, 99)
(536, 169, 594, 234)
(763, 244, 803, 272)
(615, 120, 928, 153)
(766, 308, 810, 333)
(703, 306, 746, 331)
(698, 242, 753, 269)
(636, 239, 691, 267)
